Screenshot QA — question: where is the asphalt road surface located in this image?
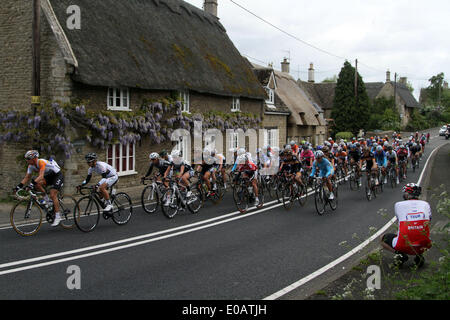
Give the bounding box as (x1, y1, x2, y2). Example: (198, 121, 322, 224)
(0, 129, 447, 300)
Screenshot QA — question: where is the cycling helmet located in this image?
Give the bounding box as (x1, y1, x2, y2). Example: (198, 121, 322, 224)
(285, 145, 292, 151)
(355, 142, 360, 148)
(315, 150, 324, 158)
(149, 152, 159, 160)
(237, 148, 246, 156)
(402, 183, 421, 199)
(376, 146, 383, 152)
(290, 140, 296, 146)
(316, 145, 323, 151)
(322, 146, 329, 153)
(25, 150, 39, 160)
(85, 153, 97, 162)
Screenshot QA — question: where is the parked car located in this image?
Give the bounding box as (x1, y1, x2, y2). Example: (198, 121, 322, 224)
(439, 125, 448, 136)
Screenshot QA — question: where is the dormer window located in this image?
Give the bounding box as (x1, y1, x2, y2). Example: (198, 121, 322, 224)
(107, 88, 130, 111)
(265, 87, 275, 106)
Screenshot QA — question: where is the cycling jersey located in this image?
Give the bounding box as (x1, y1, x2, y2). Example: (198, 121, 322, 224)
(392, 200, 432, 255)
(280, 155, 301, 173)
(361, 151, 375, 169)
(410, 145, 421, 155)
(335, 151, 347, 161)
(397, 148, 408, 161)
(348, 149, 361, 161)
(386, 151, 397, 163)
(145, 159, 171, 177)
(374, 151, 387, 168)
(310, 158, 334, 178)
(27, 158, 61, 175)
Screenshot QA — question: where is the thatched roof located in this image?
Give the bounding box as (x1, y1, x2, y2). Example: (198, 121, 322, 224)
(45, 0, 265, 100)
(275, 71, 324, 126)
(394, 83, 419, 108)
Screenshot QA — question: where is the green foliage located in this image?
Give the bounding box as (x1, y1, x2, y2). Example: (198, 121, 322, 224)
(335, 132, 353, 141)
(404, 108, 429, 131)
(367, 97, 400, 131)
(331, 61, 370, 136)
(322, 75, 337, 83)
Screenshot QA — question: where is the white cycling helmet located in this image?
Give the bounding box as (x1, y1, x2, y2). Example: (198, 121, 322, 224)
(315, 150, 324, 158)
(149, 152, 159, 160)
(237, 148, 246, 156)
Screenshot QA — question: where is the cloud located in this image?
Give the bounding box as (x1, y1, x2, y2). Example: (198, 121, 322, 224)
(185, 0, 450, 97)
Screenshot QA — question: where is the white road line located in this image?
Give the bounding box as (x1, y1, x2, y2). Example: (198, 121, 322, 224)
(263, 141, 447, 300)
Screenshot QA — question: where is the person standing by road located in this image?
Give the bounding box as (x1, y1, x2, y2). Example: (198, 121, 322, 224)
(380, 183, 432, 268)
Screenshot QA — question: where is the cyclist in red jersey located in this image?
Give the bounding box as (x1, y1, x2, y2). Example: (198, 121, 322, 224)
(380, 183, 432, 268)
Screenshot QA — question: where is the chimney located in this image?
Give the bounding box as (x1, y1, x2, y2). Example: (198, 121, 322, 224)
(308, 63, 315, 83)
(281, 58, 290, 74)
(204, 0, 218, 17)
(399, 77, 407, 85)
(386, 70, 391, 83)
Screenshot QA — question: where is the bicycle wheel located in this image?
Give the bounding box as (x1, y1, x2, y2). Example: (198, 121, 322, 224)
(58, 194, 77, 230)
(348, 172, 357, 191)
(390, 170, 396, 188)
(233, 185, 249, 213)
(141, 185, 159, 214)
(187, 186, 203, 214)
(297, 183, 308, 207)
(74, 196, 100, 232)
(161, 188, 179, 219)
(111, 192, 133, 225)
(10, 200, 43, 236)
(329, 183, 338, 211)
(282, 184, 293, 210)
(314, 185, 326, 215)
(275, 179, 284, 203)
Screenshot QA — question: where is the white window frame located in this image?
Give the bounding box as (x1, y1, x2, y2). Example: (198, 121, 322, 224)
(229, 132, 239, 150)
(265, 87, 275, 107)
(106, 142, 136, 176)
(174, 136, 189, 163)
(179, 90, 190, 114)
(231, 97, 240, 112)
(264, 128, 279, 149)
(107, 88, 130, 111)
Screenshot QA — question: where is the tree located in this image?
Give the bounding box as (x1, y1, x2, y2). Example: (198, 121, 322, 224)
(330, 61, 370, 136)
(322, 75, 337, 83)
(425, 72, 445, 105)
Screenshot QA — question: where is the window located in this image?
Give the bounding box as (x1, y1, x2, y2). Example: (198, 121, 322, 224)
(264, 128, 279, 149)
(107, 88, 130, 110)
(107, 143, 136, 175)
(265, 87, 275, 106)
(231, 97, 240, 112)
(174, 136, 189, 163)
(229, 132, 239, 150)
(179, 90, 190, 113)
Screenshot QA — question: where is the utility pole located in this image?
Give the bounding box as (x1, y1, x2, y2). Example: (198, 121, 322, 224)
(31, 0, 41, 116)
(354, 59, 358, 104)
(394, 72, 397, 111)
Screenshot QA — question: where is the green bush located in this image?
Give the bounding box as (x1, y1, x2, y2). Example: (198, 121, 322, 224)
(335, 132, 354, 141)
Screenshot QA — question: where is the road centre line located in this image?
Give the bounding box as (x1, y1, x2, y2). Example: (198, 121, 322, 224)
(263, 141, 447, 300)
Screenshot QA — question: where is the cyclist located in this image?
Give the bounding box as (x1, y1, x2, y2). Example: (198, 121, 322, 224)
(386, 145, 400, 185)
(290, 140, 299, 157)
(169, 150, 195, 196)
(80, 153, 118, 212)
(211, 149, 227, 188)
(300, 144, 315, 170)
(309, 150, 335, 200)
(15, 150, 64, 227)
(396, 145, 409, 180)
(374, 145, 388, 184)
(409, 143, 421, 168)
(335, 147, 348, 180)
(143, 152, 172, 183)
(234, 153, 260, 207)
(360, 146, 378, 192)
(380, 183, 432, 268)
(195, 148, 218, 197)
(279, 146, 303, 190)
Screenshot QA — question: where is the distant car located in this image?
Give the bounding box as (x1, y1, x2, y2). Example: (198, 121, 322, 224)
(439, 125, 448, 136)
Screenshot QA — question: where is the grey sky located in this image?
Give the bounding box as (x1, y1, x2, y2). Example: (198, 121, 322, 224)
(185, 0, 450, 99)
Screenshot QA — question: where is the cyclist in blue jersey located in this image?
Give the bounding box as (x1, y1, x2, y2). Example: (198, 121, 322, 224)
(309, 151, 335, 200)
(374, 145, 388, 184)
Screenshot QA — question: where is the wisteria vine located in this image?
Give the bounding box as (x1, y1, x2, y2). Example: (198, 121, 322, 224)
(0, 99, 262, 161)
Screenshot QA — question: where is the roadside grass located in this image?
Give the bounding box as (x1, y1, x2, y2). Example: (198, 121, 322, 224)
(308, 185, 449, 300)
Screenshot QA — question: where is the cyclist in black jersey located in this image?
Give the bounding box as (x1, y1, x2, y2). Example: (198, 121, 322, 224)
(143, 152, 172, 186)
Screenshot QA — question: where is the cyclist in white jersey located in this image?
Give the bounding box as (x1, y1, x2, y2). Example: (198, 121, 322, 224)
(80, 153, 118, 212)
(381, 183, 432, 268)
(15, 150, 64, 226)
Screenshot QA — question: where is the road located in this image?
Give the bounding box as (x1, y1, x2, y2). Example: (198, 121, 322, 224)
(0, 129, 447, 300)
